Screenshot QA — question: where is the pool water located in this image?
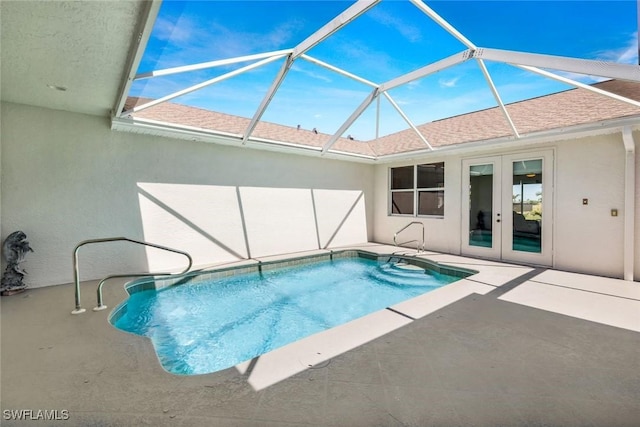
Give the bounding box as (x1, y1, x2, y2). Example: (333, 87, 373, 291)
(113, 257, 460, 375)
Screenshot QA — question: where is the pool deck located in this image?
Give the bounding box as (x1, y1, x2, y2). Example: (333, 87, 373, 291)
(1, 243, 639, 426)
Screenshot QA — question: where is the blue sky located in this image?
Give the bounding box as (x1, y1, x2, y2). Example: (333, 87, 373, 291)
(131, 0, 638, 140)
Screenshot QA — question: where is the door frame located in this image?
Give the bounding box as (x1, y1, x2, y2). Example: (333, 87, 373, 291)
(461, 156, 503, 260)
(461, 149, 554, 266)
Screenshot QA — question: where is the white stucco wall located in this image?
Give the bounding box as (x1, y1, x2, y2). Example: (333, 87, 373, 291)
(635, 130, 640, 280)
(554, 134, 626, 277)
(373, 133, 636, 280)
(0, 102, 373, 288)
(372, 153, 462, 255)
(1, 101, 637, 287)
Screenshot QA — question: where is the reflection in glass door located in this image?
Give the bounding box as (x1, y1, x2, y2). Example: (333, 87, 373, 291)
(469, 164, 494, 248)
(511, 160, 542, 253)
(462, 151, 553, 266)
(462, 158, 501, 260)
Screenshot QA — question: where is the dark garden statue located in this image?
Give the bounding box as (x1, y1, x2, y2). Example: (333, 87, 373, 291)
(1, 231, 34, 295)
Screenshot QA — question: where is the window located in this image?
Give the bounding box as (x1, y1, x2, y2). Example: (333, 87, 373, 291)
(389, 162, 444, 216)
(417, 163, 445, 216)
(390, 166, 414, 215)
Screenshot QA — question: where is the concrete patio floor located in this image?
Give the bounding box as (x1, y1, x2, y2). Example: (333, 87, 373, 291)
(1, 244, 639, 426)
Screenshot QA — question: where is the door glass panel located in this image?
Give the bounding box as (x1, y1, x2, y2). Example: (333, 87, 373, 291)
(512, 159, 542, 253)
(469, 164, 493, 247)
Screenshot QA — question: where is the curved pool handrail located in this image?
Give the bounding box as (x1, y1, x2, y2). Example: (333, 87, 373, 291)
(393, 221, 425, 252)
(72, 237, 192, 314)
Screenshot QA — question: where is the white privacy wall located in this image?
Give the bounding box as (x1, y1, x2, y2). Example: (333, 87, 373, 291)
(0, 102, 373, 287)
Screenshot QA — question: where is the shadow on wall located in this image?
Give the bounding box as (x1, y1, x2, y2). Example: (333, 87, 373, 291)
(137, 183, 367, 270)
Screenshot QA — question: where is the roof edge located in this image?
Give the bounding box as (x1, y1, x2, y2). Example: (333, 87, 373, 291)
(111, 116, 378, 164)
(375, 115, 640, 163)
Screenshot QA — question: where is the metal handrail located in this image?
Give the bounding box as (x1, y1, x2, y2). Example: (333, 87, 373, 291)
(72, 237, 192, 314)
(393, 221, 425, 252)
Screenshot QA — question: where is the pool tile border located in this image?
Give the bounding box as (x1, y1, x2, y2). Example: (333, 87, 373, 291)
(109, 250, 477, 327)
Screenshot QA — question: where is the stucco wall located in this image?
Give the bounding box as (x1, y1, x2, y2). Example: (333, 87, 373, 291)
(1, 101, 637, 287)
(0, 102, 373, 288)
(635, 130, 640, 280)
(372, 153, 462, 255)
(554, 134, 626, 277)
(373, 133, 636, 280)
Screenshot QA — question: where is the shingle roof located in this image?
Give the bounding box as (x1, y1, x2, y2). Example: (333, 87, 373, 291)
(372, 80, 640, 156)
(125, 80, 640, 158)
(124, 99, 378, 157)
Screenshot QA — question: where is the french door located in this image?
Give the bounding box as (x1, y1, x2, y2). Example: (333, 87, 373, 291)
(461, 151, 553, 266)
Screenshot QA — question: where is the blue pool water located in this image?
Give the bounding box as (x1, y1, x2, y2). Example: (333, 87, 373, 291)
(113, 257, 460, 375)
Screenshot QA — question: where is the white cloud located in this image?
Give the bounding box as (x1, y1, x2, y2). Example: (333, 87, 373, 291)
(404, 80, 421, 90)
(330, 38, 404, 79)
(368, 8, 422, 43)
(596, 32, 638, 65)
(539, 32, 637, 85)
(153, 16, 194, 43)
(154, 14, 305, 64)
(291, 65, 333, 83)
(438, 76, 460, 88)
(261, 19, 305, 49)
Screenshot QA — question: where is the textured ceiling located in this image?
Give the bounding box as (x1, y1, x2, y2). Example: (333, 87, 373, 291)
(0, 0, 146, 116)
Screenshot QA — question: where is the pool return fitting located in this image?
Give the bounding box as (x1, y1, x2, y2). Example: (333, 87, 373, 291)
(72, 237, 192, 314)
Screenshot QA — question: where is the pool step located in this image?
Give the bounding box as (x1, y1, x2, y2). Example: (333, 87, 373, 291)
(386, 257, 426, 272)
(369, 264, 439, 288)
(392, 262, 425, 271)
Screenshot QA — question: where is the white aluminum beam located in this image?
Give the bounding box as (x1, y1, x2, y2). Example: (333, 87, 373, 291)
(135, 49, 293, 80)
(300, 54, 379, 88)
(409, 0, 476, 49)
(244, 0, 380, 144)
(113, 0, 162, 118)
(375, 95, 380, 139)
(292, 0, 380, 58)
(322, 88, 379, 153)
(243, 54, 294, 143)
(122, 55, 286, 116)
(622, 127, 636, 281)
(380, 50, 474, 92)
(514, 64, 640, 109)
(477, 48, 640, 82)
(476, 59, 520, 138)
(383, 92, 433, 150)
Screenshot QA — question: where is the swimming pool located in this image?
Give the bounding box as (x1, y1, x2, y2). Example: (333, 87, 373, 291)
(111, 251, 471, 375)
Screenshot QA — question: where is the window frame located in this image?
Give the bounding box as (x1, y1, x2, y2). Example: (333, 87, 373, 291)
(389, 162, 445, 218)
(389, 165, 415, 216)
